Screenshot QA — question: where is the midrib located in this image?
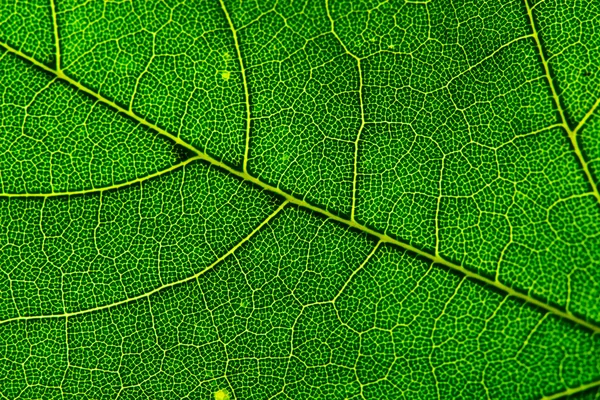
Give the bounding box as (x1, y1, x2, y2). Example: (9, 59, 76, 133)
(0, 41, 599, 334)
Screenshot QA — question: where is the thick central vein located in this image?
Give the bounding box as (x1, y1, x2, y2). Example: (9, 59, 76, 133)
(1, 42, 599, 334)
(524, 0, 600, 206)
(541, 378, 600, 400)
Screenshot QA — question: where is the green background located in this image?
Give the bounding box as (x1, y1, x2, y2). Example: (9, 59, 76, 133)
(0, 0, 599, 398)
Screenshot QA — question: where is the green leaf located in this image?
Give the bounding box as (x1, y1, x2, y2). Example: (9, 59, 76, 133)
(0, 0, 599, 399)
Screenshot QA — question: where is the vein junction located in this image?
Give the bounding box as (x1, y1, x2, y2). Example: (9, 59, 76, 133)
(524, 0, 600, 205)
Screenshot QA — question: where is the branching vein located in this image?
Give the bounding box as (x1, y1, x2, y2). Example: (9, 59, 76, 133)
(49, 0, 61, 71)
(0, 156, 200, 197)
(0, 200, 288, 325)
(524, 0, 600, 205)
(325, 0, 365, 222)
(219, 0, 252, 174)
(541, 378, 600, 400)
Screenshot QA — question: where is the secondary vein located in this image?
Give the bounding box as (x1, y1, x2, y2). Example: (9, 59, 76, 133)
(524, 0, 600, 205)
(325, 0, 365, 222)
(0, 200, 289, 325)
(218, 0, 252, 174)
(0, 157, 201, 197)
(50, 0, 61, 71)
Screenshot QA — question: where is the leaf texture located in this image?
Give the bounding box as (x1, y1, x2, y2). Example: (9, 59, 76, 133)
(0, 0, 599, 399)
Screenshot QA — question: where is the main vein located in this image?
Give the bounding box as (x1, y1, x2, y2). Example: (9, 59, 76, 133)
(524, 0, 600, 205)
(541, 378, 600, 400)
(0, 41, 599, 334)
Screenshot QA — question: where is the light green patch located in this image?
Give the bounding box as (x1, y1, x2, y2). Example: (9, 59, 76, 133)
(214, 389, 230, 400)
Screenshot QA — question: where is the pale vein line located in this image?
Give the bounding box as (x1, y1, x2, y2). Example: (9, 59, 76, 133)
(325, 0, 365, 222)
(1, 41, 599, 334)
(49, 0, 61, 71)
(0, 201, 288, 325)
(524, 0, 600, 204)
(0, 43, 203, 158)
(435, 155, 444, 256)
(332, 240, 381, 303)
(218, 0, 252, 174)
(0, 156, 201, 197)
(541, 378, 600, 400)
(351, 60, 365, 223)
(523, 0, 569, 131)
(438, 34, 534, 92)
(573, 97, 600, 136)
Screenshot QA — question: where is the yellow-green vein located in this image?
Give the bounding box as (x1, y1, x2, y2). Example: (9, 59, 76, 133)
(0, 156, 201, 197)
(50, 0, 61, 71)
(218, 0, 252, 174)
(324, 0, 365, 222)
(0, 200, 288, 325)
(524, 0, 600, 205)
(541, 378, 600, 400)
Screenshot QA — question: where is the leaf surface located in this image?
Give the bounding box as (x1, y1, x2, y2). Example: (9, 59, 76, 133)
(0, 0, 599, 399)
